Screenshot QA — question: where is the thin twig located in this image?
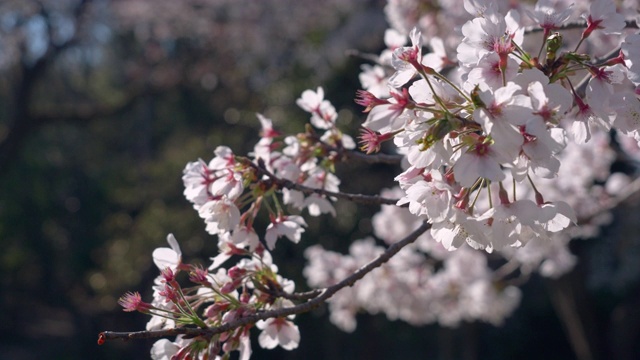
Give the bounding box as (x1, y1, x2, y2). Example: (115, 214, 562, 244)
(99, 221, 432, 342)
(247, 159, 400, 206)
(341, 149, 404, 165)
(263, 288, 323, 301)
(316, 136, 404, 165)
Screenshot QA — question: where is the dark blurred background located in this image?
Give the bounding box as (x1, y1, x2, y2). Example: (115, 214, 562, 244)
(1, 1, 640, 359)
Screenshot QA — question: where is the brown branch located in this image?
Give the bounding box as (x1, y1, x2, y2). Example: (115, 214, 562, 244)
(340, 149, 404, 165)
(317, 137, 404, 166)
(99, 221, 432, 343)
(247, 158, 400, 206)
(263, 288, 323, 301)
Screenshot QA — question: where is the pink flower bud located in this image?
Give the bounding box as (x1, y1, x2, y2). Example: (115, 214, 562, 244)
(228, 266, 247, 280)
(118, 291, 152, 313)
(188, 266, 211, 286)
(161, 267, 175, 283)
(220, 279, 240, 294)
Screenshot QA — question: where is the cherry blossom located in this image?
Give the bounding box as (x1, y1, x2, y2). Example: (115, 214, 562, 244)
(358, 64, 390, 98)
(389, 27, 423, 88)
(398, 172, 453, 222)
(296, 87, 337, 129)
(581, 0, 626, 38)
(198, 198, 241, 235)
(473, 82, 530, 159)
(467, 52, 519, 89)
(454, 136, 507, 187)
(182, 160, 211, 206)
(152, 234, 183, 272)
(422, 37, 452, 72)
(361, 87, 413, 133)
(256, 308, 300, 350)
(622, 34, 640, 86)
(611, 92, 640, 139)
(526, 0, 574, 38)
(150, 337, 185, 360)
(569, 92, 614, 144)
(256, 318, 300, 350)
(456, 9, 522, 67)
(265, 215, 307, 250)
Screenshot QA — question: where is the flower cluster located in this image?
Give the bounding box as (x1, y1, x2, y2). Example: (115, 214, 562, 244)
(305, 232, 522, 330)
(107, 0, 640, 358)
(122, 234, 300, 359)
(358, 0, 639, 253)
(111, 86, 357, 358)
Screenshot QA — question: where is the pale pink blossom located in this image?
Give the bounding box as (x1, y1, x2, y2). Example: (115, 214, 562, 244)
(311, 101, 338, 130)
(484, 199, 544, 249)
(182, 159, 211, 207)
(422, 37, 452, 72)
(581, 0, 626, 37)
(208, 146, 236, 171)
(463, 0, 499, 17)
(321, 129, 355, 150)
(519, 118, 565, 179)
(255, 298, 300, 350)
(150, 338, 183, 360)
(296, 87, 338, 130)
(611, 92, 640, 139)
(209, 233, 242, 270)
(527, 80, 572, 123)
(569, 91, 614, 144)
(358, 64, 389, 98)
(430, 209, 492, 250)
(389, 27, 423, 88)
(230, 226, 260, 252)
(209, 171, 244, 200)
(256, 317, 300, 350)
(454, 139, 507, 188)
(361, 88, 412, 133)
(152, 233, 182, 272)
(198, 198, 241, 235)
(456, 10, 522, 67)
(296, 87, 325, 113)
(466, 52, 519, 90)
(373, 187, 427, 245)
(526, 0, 574, 37)
(605, 172, 631, 195)
(379, 28, 407, 65)
(586, 64, 626, 113)
(474, 82, 530, 159)
(265, 215, 307, 250)
(622, 34, 640, 85)
(398, 173, 453, 222)
(538, 201, 576, 233)
(257, 113, 280, 139)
